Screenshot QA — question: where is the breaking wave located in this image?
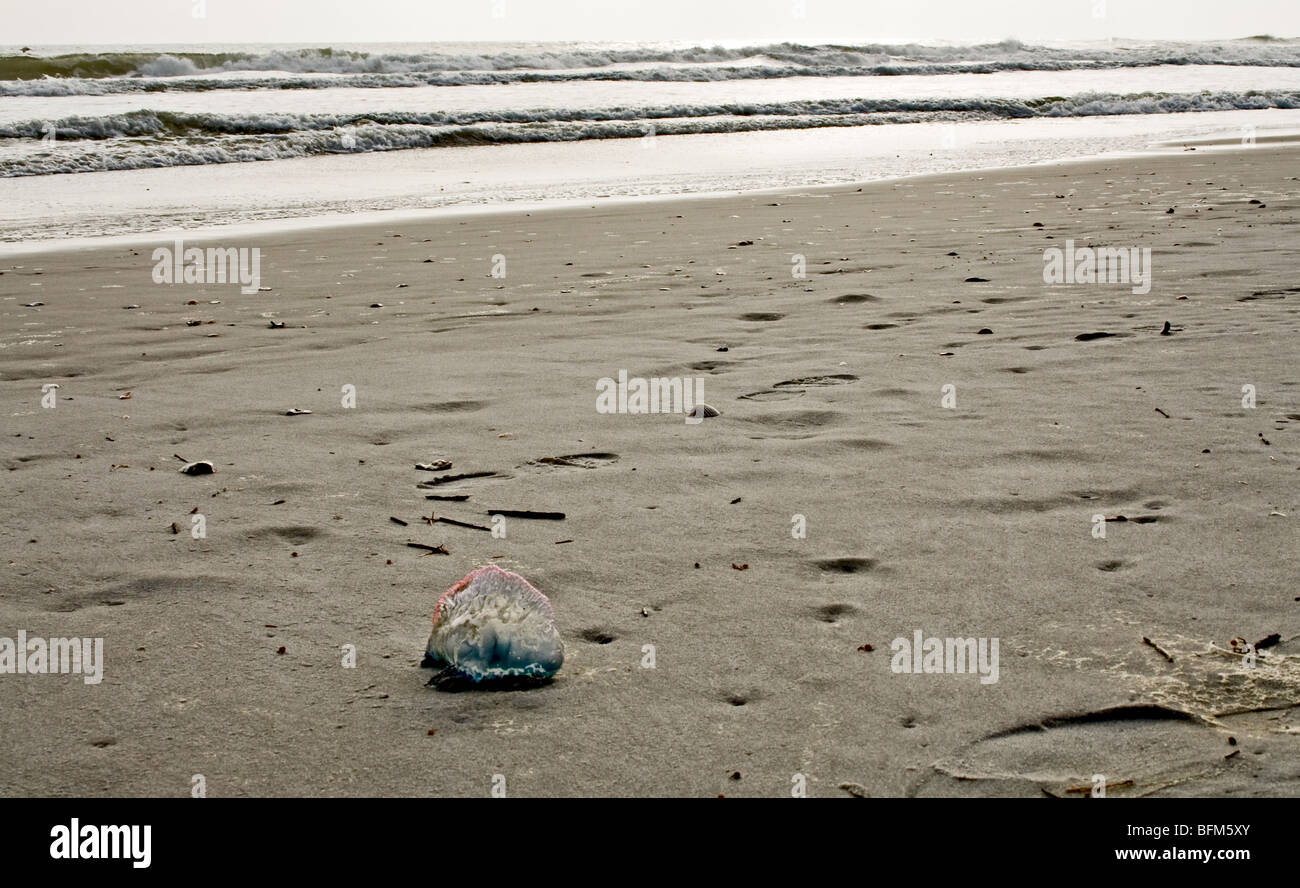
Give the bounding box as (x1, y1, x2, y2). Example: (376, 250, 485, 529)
(4, 39, 1300, 95)
(4, 89, 1298, 177)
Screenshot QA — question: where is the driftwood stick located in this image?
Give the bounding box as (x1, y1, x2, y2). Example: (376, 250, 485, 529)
(1141, 636, 1175, 663)
(406, 542, 449, 554)
(483, 509, 565, 520)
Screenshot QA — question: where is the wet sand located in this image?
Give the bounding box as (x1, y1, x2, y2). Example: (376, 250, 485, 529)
(1, 143, 1298, 797)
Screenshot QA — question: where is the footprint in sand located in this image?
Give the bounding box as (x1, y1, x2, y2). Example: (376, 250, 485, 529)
(738, 389, 804, 401)
(1237, 287, 1299, 301)
(414, 400, 488, 413)
(915, 705, 1231, 797)
(48, 574, 239, 613)
(815, 603, 858, 623)
(4, 454, 58, 472)
(738, 409, 841, 436)
(719, 690, 762, 707)
(821, 437, 895, 452)
(772, 374, 858, 387)
(984, 629, 1300, 795)
(577, 627, 619, 645)
(813, 557, 877, 574)
(247, 525, 327, 546)
(527, 452, 620, 470)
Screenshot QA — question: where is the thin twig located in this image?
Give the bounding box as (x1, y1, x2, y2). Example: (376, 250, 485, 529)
(432, 516, 492, 532)
(1142, 636, 1175, 663)
(406, 542, 449, 554)
(417, 471, 496, 488)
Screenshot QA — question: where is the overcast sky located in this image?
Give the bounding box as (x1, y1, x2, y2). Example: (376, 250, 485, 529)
(8, 0, 1300, 46)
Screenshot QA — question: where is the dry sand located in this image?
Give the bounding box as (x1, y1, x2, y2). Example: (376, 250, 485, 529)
(2, 143, 1298, 797)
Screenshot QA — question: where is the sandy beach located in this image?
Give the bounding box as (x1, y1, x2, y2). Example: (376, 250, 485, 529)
(2, 142, 1298, 798)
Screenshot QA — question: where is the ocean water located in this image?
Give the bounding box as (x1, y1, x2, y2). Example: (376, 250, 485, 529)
(2, 38, 1299, 242)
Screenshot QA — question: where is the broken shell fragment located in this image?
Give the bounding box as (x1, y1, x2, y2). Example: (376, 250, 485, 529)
(178, 460, 215, 476)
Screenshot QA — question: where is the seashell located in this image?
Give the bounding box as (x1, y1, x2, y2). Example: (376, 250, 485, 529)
(178, 460, 215, 475)
(284, 408, 312, 416)
(425, 565, 563, 683)
(688, 404, 720, 419)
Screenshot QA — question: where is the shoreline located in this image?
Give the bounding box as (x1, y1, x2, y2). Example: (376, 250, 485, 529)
(4, 127, 1300, 261)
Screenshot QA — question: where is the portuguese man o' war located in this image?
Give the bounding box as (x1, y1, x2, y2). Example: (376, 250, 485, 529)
(423, 565, 564, 684)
